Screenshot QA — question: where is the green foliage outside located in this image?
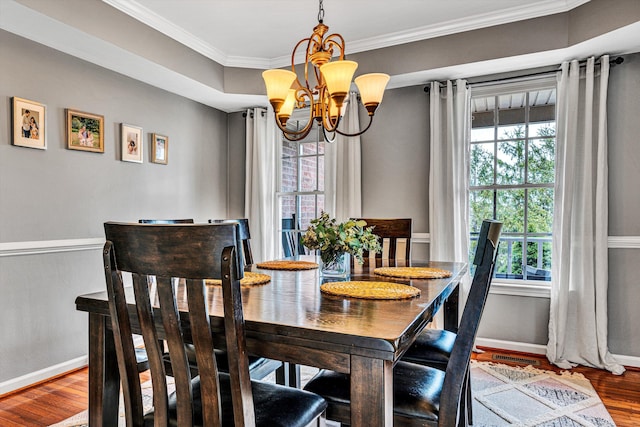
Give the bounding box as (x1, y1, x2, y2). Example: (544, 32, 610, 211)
(470, 123, 555, 279)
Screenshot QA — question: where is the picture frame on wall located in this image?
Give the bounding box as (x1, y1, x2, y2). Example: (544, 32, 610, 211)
(66, 109, 104, 153)
(12, 97, 46, 150)
(121, 123, 143, 163)
(151, 133, 168, 165)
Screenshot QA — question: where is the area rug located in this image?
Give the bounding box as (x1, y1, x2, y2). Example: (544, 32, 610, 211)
(470, 361, 616, 426)
(50, 361, 615, 427)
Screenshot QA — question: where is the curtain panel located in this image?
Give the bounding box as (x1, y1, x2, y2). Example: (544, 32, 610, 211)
(429, 80, 472, 308)
(547, 56, 624, 374)
(245, 107, 279, 263)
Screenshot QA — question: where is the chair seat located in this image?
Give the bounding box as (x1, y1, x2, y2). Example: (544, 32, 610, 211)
(145, 373, 327, 427)
(304, 361, 444, 423)
(402, 328, 456, 368)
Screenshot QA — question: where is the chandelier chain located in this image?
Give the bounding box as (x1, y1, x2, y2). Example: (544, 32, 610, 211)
(318, 0, 324, 23)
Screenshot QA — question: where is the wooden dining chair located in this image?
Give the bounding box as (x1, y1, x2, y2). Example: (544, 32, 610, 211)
(303, 219, 502, 427)
(210, 219, 254, 266)
(351, 218, 412, 265)
(401, 219, 502, 424)
(103, 222, 327, 426)
(282, 214, 306, 257)
(137, 218, 282, 383)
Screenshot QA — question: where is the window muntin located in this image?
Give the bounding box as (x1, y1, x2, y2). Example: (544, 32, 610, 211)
(278, 117, 325, 256)
(470, 83, 556, 282)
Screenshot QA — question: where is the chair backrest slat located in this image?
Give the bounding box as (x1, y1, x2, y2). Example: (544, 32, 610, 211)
(439, 219, 502, 426)
(103, 222, 251, 426)
(187, 277, 223, 425)
(103, 242, 145, 426)
(221, 246, 256, 426)
(131, 274, 169, 424)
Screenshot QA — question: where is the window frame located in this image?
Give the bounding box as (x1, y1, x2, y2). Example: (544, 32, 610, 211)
(276, 111, 326, 256)
(469, 76, 557, 295)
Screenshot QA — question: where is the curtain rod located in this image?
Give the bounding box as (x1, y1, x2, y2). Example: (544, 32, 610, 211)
(423, 56, 624, 93)
(242, 110, 266, 118)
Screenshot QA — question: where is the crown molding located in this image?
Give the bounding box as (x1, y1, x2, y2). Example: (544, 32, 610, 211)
(345, 0, 591, 57)
(101, 0, 591, 70)
(101, 0, 230, 65)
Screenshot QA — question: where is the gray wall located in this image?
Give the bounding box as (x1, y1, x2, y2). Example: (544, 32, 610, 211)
(226, 112, 247, 219)
(359, 85, 430, 262)
(0, 30, 229, 381)
(605, 52, 640, 357)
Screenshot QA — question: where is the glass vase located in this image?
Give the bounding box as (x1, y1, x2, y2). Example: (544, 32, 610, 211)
(320, 252, 351, 279)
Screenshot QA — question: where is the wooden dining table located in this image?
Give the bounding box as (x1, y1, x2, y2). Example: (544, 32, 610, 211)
(75, 256, 467, 427)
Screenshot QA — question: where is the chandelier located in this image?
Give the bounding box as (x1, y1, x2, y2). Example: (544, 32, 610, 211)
(262, 0, 390, 142)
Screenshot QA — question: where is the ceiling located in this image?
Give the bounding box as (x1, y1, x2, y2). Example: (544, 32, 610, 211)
(104, 0, 593, 69)
(3, 0, 640, 112)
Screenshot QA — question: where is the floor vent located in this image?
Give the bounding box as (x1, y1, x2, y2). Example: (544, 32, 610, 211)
(492, 354, 541, 366)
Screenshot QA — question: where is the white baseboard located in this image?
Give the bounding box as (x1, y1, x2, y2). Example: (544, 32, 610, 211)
(610, 353, 640, 368)
(476, 337, 640, 368)
(0, 356, 88, 396)
(476, 337, 547, 355)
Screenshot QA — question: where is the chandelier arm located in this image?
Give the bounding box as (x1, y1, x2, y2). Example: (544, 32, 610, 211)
(283, 125, 313, 142)
(323, 34, 346, 59)
(275, 114, 314, 139)
(274, 117, 311, 137)
(334, 114, 375, 137)
(292, 37, 313, 90)
(322, 127, 337, 143)
(275, 88, 315, 141)
(318, 87, 341, 133)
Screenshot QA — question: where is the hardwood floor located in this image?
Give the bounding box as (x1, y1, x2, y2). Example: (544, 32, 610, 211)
(0, 348, 638, 426)
(0, 369, 89, 426)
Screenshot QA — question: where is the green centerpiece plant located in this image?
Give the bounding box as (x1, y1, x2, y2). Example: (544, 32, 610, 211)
(302, 212, 382, 275)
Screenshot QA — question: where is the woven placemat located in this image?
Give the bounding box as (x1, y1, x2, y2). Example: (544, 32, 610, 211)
(256, 260, 319, 270)
(205, 271, 271, 287)
(374, 266, 452, 279)
(321, 281, 421, 300)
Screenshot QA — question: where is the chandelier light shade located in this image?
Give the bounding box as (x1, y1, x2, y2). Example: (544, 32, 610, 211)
(354, 73, 391, 114)
(262, 0, 390, 141)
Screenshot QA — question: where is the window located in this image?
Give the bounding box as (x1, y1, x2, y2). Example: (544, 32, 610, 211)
(278, 115, 325, 256)
(469, 80, 556, 283)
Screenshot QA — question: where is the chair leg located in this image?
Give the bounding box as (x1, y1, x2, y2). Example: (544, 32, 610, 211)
(275, 364, 286, 385)
(465, 368, 473, 425)
(275, 362, 301, 387)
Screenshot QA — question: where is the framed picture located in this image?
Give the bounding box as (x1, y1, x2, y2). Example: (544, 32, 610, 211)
(151, 133, 168, 164)
(12, 97, 46, 150)
(66, 109, 104, 152)
(121, 123, 143, 163)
